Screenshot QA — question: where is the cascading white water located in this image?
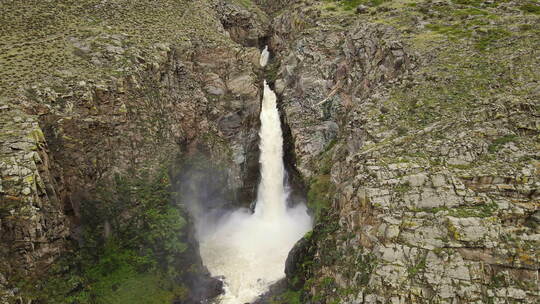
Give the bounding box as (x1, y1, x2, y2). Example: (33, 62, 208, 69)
(259, 45, 269, 67)
(253, 81, 286, 220)
(198, 47, 312, 304)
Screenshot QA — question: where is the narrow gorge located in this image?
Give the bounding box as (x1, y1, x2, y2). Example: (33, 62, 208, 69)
(1, 1, 539, 304)
(199, 52, 311, 303)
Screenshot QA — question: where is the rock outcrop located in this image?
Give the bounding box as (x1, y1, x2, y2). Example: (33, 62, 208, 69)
(0, 103, 68, 298)
(272, 1, 539, 303)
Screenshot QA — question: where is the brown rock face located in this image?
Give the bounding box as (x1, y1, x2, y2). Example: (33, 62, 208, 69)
(0, 1, 271, 300)
(269, 1, 539, 303)
(0, 103, 69, 284)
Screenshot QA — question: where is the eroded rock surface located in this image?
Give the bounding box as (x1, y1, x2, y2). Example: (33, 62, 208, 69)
(268, 0, 539, 303)
(1, 0, 268, 301)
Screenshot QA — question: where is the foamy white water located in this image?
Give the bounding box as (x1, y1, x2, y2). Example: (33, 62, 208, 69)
(253, 82, 286, 220)
(259, 45, 269, 67)
(198, 48, 312, 304)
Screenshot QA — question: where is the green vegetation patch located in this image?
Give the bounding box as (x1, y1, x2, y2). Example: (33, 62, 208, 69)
(488, 134, 518, 153)
(410, 202, 498, 218)
(71, 243, 187, 304)
(474, 28, 511, 50)
(307, 174, 335, 220)
(451, 0, 509, 8)
(407, 255, 427, 279)
(354, 253, 378, 285)
(323, 0, 391, 11)
(520, 2, 540, 14)
(233, 0, 255, 9)
(270, 289, 302, 304)
(16, 167, 193, 303)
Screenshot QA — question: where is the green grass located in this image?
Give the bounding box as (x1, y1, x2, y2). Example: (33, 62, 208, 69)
(520, 2, 540, 15)
(451, 0, 508, 7)
(307, 175, 334, 220)
(395, 182, 412, 193)
(354, 253, 377, 285)
(452, 0, 484, 6)
(321, 277, 335, 288)
(407, 255, 427, 279)
(488, 135, 518, 153)
(0, 0, 229, 98)
(323, 0, 391, 11)
(272, 290, 302, 304)
(410, 202, 498, 218)
(453, 7, 490, 17)
(83, 248, 186, 304)
(64, 242, 186, 304)
(475, 28, 511, 50)
(20, 242, 187, 304)
(233, 0, 255, 9)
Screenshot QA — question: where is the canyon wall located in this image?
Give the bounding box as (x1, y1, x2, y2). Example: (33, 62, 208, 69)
(271, 1, 539, 303)
(0, 0, 268, 302)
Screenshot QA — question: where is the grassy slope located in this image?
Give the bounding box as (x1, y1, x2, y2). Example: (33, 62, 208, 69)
(0, 0, 228, 98)
(376, 0, 538, 177)
(315, 0, 539, 179)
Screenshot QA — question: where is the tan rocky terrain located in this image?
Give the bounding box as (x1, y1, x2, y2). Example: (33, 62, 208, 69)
(273, 1, 539, 303)
(1, 0, 539, 303)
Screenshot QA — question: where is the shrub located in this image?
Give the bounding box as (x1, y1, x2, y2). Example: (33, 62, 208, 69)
(21, 167, 191, 303)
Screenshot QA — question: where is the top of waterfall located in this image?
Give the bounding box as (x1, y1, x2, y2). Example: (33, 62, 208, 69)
(260, 46, 269, 67)
(262, 80, 277, 109)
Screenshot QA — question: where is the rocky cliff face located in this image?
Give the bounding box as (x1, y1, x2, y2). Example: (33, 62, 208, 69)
(272, 1, 539, 303)
(0, 104, 69, 295)
(1, 0, 539, 303)
(1, 0, 268, 301)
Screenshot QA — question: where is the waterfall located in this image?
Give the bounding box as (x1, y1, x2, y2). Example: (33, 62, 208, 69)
(259, 45, 269, 67)
(198, 47, 312, 304)
(253, 81, 287, 220)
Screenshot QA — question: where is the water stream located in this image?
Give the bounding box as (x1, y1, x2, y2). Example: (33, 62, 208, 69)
(198, 48, 312, 304)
